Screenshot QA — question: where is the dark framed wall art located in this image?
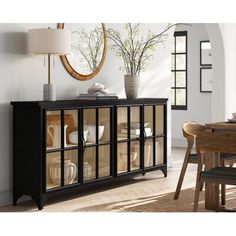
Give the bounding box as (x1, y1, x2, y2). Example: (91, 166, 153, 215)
(200, 41, 212, 66)
(200, 67, 212, 93)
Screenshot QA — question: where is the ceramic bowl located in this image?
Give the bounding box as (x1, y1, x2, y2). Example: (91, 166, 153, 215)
(85, 125, 104, 143)
(69, 130, 88, 144)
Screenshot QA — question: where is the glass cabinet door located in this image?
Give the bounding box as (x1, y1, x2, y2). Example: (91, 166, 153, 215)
(117, 106, 141, 175)
(83, 107, 112, 181)
(143, 104, 165, 169)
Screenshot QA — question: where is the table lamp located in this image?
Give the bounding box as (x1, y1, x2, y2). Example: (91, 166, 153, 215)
(28, 28, 71, 101)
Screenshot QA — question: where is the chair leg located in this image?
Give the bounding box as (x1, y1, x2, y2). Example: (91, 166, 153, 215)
(221, 158, 226, 205)
(174, 147, 191, 200)
(200, 165, 206, 191)
(193, 178, 202, 212)
(193, 154, 204, 212)
(215, 184, 220, 212)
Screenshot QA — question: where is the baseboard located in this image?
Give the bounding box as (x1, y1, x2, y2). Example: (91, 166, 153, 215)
(0, 190, 30, 208)
(0, 190, 12, 207)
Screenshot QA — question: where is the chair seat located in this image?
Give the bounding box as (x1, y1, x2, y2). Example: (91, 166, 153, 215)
(202, 167, 236, 180)
(221, 153, 236, 161)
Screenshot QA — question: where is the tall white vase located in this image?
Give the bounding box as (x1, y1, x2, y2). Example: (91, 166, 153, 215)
(124, 75, 140, 99)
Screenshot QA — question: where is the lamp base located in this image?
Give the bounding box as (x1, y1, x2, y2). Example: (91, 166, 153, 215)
(43, 84, 56, 101)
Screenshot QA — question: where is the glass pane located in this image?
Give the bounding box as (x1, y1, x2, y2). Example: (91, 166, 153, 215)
(144, 139, 153, 167)
(84, 109, 96, 145)
(46, 152, 61, 189)
(84, 147, 96, 181)
(65, 110, 79, 148)
(171, 55, 175, 70)
(46, 111, 61, 150)
(130, 106, 140, 139)
(176, 36, 186, 53)
(155, 105, 164, 135)
(144, 106, 153, 137)
(155, 138, 164, 165)
(117, 142, 128, 173)
(117, 107, 128, 141)
(176, 54, 186, 70)
(172, 72, 175, 87)
(130, 141, 140, 171)
(99, 108, 110, 143)
(176, 72, 186, 87)
(99, 145, 110, 178)
(176, 89, 186, 106)
(171, 89, 175, 105)
(64, 150, 78, 185)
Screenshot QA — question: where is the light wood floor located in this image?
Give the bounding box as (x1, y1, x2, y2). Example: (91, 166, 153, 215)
(0, 147, 211, 212)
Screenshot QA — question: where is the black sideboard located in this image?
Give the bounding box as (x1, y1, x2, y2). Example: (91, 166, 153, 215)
(11, 98, 168, 209)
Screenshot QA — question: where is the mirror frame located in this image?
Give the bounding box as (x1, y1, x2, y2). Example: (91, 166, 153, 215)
(58, 23, 107, 81)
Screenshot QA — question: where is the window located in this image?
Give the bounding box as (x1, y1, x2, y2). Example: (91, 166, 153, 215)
(171, 31, 187, 110)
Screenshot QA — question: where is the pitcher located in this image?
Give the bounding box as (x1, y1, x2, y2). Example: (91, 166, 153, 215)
(47, 124, 68, 148)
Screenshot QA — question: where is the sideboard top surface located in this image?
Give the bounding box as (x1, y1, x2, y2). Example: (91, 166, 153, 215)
(11, 98, 168, 108)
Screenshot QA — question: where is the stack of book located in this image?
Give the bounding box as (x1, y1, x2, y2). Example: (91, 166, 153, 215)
(118, 127, 152, 139)
(76, 93, 118, 100)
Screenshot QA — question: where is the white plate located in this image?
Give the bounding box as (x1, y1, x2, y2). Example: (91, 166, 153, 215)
(227, 118, 236, 123)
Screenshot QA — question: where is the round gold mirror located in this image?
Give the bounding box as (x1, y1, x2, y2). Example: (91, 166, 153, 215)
(58, 23, 107, 81)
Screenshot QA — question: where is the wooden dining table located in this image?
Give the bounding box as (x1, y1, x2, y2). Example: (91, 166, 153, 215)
(204, 122, 236, 210)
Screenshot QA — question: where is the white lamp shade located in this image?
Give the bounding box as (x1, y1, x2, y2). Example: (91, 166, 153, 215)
(28, 28, 71, 55)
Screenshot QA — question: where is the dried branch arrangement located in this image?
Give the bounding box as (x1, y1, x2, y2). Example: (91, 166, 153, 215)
(107, 23, 178, 75)
(71, 26, 104, 73)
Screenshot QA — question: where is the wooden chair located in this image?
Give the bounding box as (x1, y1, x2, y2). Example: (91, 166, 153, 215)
(174, 121, 236, 203)
(174, 122, 205, 200)
(193, 131, 236, 212)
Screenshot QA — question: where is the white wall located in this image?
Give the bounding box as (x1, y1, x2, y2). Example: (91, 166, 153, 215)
(217, 24, 236, 120)
(205, 23, 225, 122)
(0, 23, 174, 206)
(171, 24, 212, 147)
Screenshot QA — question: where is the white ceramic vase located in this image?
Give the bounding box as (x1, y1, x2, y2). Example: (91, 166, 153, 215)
(124, 75, 140, 99)
(49, 159, 77, 185)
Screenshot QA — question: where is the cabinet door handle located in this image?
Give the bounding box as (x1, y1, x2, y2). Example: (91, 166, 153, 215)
(81, 137, 86, 151)
(143, 130, 147, 138)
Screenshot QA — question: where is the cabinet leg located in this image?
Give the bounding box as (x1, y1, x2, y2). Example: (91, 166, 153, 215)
(161, 167, 167, 177)
(142, 172, 146, 176)
(31, 195, 45, 210)
(13, 192, 23, 206)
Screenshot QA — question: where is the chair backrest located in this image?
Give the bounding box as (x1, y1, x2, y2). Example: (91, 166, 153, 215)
(182, 122, 205, 144)
(196, 131, 236, 154)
